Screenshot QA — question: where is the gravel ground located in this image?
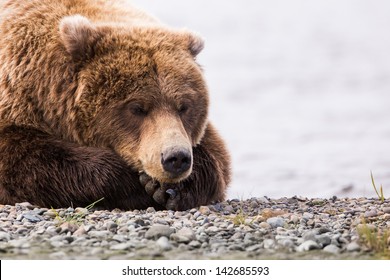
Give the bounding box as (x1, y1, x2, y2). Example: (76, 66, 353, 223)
(0, 197, 389, 260)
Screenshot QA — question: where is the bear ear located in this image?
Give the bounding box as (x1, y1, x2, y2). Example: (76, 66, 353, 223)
(59, 15, 101, 62)
(185, 33, 204, 57)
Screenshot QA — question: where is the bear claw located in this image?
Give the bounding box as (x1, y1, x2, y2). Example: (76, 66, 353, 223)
(166, 188, 177, 199)
(139, 172, 150, 186)
(138, 172, 182, 210)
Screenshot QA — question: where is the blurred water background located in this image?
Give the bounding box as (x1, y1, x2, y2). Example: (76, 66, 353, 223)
(132, 0, 390, 199)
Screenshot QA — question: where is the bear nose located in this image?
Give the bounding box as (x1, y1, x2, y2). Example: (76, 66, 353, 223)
(161, 148, 192, 177)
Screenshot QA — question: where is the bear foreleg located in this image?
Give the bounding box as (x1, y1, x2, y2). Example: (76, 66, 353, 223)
(0, 123, 158, 210)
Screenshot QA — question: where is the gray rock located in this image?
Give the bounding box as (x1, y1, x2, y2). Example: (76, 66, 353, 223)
(112, 234, 127, 243)
(50, 235, 64, 242)
(105, 221, 118, 232)
(223, 205, 234, 213)
(16, 227, 28, 235)
(110, 242, 133, 251)
(290, 215, 299, 224)
(205, 226, 219, 234)
(258, 196, 269, 204)
(316, 234, 331, 246)
(297, 240, 321, 252)
(323, 244, 340, 254)
(266, 217, 285, 228)
(193, 211, 202, 219)
(364, 210, 378, 218)
(346, 242, 361, 252)
(382, 207, 390, 214)
(244, 233, 254, 244)
(171, 227, 196, 243)
(0, 232, 11, 241)
(145, 225, 174, 240)
(156, 236, 172, 251)
(8, 239, 30, 248)
(230, 232, 243, 240)
(263, 239, 275, 249)
(302, 212, 314, 220)
(18, 202, 35, 209)
(43, 210, 57, 218)
(317, 227, 332, 234)
(278, 238, 295, 248)
(228, 244, 245, 251)
(302, 231, 317, 242)
(89, 230, 110, 238)
(49, 251, 68, 260)
(246, 244, 262, 252)
(188, 240, 201, 248)
(84, 225, 96, 232)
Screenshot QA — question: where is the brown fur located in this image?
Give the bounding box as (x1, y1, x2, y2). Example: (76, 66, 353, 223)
(0, 0, 231, 210)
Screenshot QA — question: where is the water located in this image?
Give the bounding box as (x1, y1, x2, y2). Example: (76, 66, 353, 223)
(131, 0, 390, 199)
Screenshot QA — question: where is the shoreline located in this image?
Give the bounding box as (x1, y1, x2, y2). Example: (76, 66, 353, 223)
(0, 196, 389, 260)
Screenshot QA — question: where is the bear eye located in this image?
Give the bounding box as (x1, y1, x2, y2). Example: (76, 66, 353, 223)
(178, 104, 189, 115)
(130, 104, 148, 116)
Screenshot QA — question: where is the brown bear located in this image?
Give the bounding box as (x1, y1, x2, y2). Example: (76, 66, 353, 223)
(0, 0, 231, 210)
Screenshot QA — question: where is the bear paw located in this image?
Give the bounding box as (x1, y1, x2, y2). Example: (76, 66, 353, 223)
(139, 172, 181, 210)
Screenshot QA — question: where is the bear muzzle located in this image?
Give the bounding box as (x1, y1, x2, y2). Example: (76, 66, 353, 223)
(161, 147, 192, 178)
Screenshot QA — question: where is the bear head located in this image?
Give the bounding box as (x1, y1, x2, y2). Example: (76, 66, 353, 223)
(59, 15, 208, 183)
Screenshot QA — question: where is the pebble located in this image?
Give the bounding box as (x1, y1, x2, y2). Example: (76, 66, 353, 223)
(75, 208, 89, 216)
(145, 225, 174, 239)
(364, 210, 378, 218)
(302, 212, 314, 220)
(188, 240, 201, 248)
(316, 234, 332, 246)
(73, 225, 87, 237)
(323, 244, 340, 254)
(171, 227, 195, 243)
(88, 230, 110, 238)
(0, 232, 11, 241)
(156, 236, 172, 251)
(110, 242, 133, 251)
(0, 197, 388, 259)
(263, 239, 275, 249)
(297, 240, 322, 252)
(199, 206, 211, 215)
(346, 242, 361, 252)
(22, 213, 43, 223)
(60, 222, 79, 234)
(266, 217, 285, 228)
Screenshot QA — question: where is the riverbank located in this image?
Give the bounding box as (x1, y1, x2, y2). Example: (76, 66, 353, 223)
(0, 197, 389, 259)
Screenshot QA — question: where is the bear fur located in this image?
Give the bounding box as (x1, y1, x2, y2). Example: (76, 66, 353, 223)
(0, 0, 231, 210)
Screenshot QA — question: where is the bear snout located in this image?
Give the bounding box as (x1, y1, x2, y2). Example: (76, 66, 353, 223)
(161, 147, 192, 178)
